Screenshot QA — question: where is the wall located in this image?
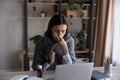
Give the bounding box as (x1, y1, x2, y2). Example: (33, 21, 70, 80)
(0, 0, 23, 71)
(0, 0, 81, 71)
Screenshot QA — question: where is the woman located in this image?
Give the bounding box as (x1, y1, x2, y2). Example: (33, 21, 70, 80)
(32, 14, 76, 70)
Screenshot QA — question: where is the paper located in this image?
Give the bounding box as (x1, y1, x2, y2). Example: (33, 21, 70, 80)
(10, 75, 29, 80)
(26, 77, 43, 80)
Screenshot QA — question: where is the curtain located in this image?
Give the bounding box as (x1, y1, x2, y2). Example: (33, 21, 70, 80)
(95, 0, 120, 66)
(94, 0, 120, 66)
(104, 0, 114, 62)
(112, 0, 120, 66)
(94, 0, 110, 67)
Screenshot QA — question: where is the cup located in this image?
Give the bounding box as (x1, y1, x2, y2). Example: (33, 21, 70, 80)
(104, 63, 112, 77)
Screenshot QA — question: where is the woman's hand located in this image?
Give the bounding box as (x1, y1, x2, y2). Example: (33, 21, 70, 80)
(55, 33, 68, 54)
(49, 51, 55, 64)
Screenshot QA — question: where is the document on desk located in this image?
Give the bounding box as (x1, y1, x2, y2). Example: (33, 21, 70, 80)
(26, 77, 43, 80)
(9, 75, 43, 80)
(9, 75, 29, 80)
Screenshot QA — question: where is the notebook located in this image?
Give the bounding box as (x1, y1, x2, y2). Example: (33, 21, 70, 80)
(54, 63, 93, 80)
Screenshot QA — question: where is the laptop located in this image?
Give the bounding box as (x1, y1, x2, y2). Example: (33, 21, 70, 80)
(54, 63, 94, 80)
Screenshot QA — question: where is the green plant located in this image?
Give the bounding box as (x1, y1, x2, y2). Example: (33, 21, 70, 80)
(104, 57, 111, 64)
(76, 19, 87, 50)
(79, 1, 86, 18)
(65, 0, 77, 10)
(29, 35, 43, 44)
(33, 6, 36, 11)
(76, 28, 87, 50)
(79, 2, 86, 9)
(75, 1, 88, 50)
(41, 11, 45, 14)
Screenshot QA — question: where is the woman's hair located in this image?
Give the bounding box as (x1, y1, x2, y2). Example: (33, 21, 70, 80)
(45, 13, 69, 39)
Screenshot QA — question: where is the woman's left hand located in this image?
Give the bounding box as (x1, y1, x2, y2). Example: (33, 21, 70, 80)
(49, 51, 55, 64)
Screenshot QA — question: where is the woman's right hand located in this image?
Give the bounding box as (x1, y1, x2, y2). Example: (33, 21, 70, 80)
(54, 33, 68, 54)
(49, 51, 55, 64)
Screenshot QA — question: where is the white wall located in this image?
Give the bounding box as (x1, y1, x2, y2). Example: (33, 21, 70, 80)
(0, 0, 23, 71)
(0, 0, 82, 71)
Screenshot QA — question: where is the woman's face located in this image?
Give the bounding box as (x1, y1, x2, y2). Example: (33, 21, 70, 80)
(51, 24, 67, 40)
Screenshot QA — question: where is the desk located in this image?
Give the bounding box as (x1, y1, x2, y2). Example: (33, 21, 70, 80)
(0, 71, 37, 80)
(0, 66, 120, 80)
(94, 66, 120, 80)
(0, 71, 54, 80)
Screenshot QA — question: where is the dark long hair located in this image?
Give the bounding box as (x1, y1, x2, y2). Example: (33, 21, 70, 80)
(45, 14, 69, 39)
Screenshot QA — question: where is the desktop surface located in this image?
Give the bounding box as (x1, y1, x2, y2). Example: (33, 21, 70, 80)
(0, 66, 120, 80)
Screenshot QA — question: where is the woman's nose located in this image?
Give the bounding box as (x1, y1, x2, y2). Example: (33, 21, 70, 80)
(58, 31, 62, 35)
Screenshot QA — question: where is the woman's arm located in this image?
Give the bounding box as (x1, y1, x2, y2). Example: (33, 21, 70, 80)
(62, 36, 76, 64)
(32, 40, 57, 70)
(55, 35, 76, 64)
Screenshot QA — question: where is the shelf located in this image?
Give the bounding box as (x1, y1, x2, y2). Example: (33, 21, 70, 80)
(75, 49, 94, 54)
(27, 49, 93, 58)
(28, 17, 96, 20)
(24, 0, 96, 70)
(75, 49, 94, 58)
(27, 2, 58, 5)
(61, 3, 96, 6)
(67, 17, 96, 20)
(27, 2, 96, 6)
(75, 49, 89, 54)
(28, 17, 51, 19)
(25, 49, 93, 59)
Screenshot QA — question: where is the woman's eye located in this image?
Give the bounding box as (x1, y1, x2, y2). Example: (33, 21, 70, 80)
(55, 31, 59, 33)
(55, 30, 65, 34)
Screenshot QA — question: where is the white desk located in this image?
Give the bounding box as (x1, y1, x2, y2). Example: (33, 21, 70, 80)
(0, 66, 120, 80)
(94, 66, 120, 80)
(0, 71, 36, 80)
(0, 71, 54, 80)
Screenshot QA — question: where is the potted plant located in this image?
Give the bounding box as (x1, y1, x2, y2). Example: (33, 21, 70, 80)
(65, 0, 77, 18)
(40, 11, 45, 18)
(29, 35, 43, 44)
(29, 35, 43, 52)
(75, 1, 88, 50)
(76, 28, 87, 50)
(104, 57, 112, 77)
(78, 1, 88, 18)
(32, 6, 37, 17)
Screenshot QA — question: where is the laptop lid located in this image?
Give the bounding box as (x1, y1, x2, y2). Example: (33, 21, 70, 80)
(54, 63, 93, 80)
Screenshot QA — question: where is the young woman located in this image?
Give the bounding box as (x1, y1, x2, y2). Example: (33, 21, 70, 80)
(32, 14, 76, 70)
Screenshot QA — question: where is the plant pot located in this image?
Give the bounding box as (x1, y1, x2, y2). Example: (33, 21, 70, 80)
(41, 13, 45, 18)
(74, 0, 79, 3)
(79, 43, 86, 50)
(65, 10, 78, 18)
